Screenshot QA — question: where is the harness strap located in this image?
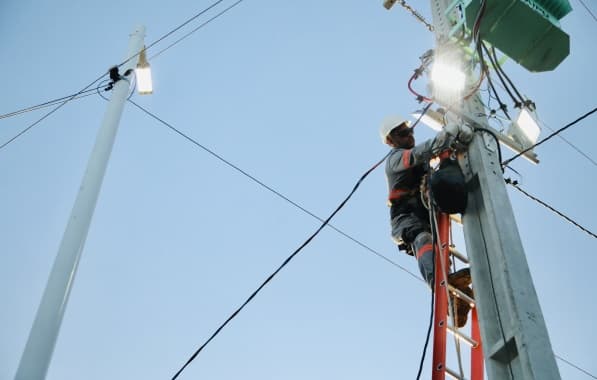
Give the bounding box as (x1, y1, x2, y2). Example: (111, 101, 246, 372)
(388, 188, 418, 201)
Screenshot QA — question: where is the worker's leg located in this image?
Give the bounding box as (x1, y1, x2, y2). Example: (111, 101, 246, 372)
(391, 210, 434, 287)
(413, 231, 434, 287)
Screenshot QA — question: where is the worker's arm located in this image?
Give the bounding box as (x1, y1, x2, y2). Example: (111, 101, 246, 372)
(387, 131, 451, 172)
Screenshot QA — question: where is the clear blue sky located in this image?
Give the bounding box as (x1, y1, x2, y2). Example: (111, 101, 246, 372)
(1, 1, 596, 379)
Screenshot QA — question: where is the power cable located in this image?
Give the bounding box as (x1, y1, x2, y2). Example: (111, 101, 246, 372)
(167, 149, 391, 379)
(0, 89, 100, 120)
(149, 0, 246, 61)
(415, 192, 438, 380)
(126, 99, 422, 282)
(506, 179, 597, 240)
(0, 0, 242, 150)
(502, 106, 597, 166)
(481, 43, 521, 106)
(576, 0, 597, 23)
(489, 46, 525, 104)
(477, 43, 511, 120)
(536, 114, 597, 168)
(556, 354, 597, 379)
(118, 0, 230, 68)
(127, 99, 595, 379)
(0, 74, 108, 151)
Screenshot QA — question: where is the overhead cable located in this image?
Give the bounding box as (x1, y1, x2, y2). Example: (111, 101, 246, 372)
(149, 0, 246, 61)
(0, 89, 99, 120)
(506, 179, 597, 239)
(127, 100, 595, 379)
(556, 354, 597, 379)
(118, 0, 230, 68)
(502, 106, 597, 166)
(0, 0, 242, 151)
(537, 114, 597, 168)
(577, 0, 597, 23)
(0, 74, 108, 151)
(126, 99, 421, 281)
(165, 147, 391, 379)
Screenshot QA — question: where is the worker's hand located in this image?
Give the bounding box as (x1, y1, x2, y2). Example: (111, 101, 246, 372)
(457, 124, 474, 144)
(443, 122, 460, 137)
(444, 123, 474, 144)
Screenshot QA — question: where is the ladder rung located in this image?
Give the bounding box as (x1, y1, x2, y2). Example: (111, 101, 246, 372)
(448, 285, 476, 308)
(450, 214, 462, 225)
(449, 246, 469, 263)
(445, 366, 465, 380)
(447, 325, 480, 348)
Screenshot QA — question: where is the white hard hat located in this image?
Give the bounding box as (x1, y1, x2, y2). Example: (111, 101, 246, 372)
(379, 115, 410, 144)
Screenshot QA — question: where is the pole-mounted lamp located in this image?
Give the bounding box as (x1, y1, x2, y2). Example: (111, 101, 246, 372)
(135, 47, 153, 95)
(412, 107, 447, 132)
(508, 105, 540, 148)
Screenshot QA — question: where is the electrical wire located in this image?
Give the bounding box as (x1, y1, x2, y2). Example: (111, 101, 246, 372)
(149, 0, 246, 61)
(167, 150, 391, 380)
(127, 100, 596, 380)
(489, 46, 525, 104)
(0, 89, 100, 120)
(0, 73, 108, 151)
(576, 0, 597, 23)
(117, 0, 230, 68)
(126, 99, 422, 282)
(408, 69, 433, 103)
(415, 166, 438, 380)
(481, 44, 521, 106)
(506, 180, 597, 240)
(502, 106, 597, 166)
(472, 127, 504, 171)
(477, 43, 512, 120)
(556, 354, 597, 379)
(0, 0, 244, 151)
(536, 114, 597, 168)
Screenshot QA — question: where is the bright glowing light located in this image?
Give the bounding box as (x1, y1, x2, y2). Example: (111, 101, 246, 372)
(430, 61, 466, 94)
(429, 46, 466, 106)
(412, 108, 446, 131)
(135, 66, 153, 95)
(516, 108, 540, 144)
(135, 47, 153, 95)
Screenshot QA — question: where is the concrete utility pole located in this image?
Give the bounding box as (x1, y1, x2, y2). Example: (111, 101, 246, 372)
(428, 1, 561, 379)
(14, 25, 146, 380)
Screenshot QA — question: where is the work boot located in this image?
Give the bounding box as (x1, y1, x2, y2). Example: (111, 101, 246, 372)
(449, 286, 474, 328)
(448, 267, 472, 290)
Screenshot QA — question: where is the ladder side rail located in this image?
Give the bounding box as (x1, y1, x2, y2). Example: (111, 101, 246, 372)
(471, 308, 485, 379)
(432, 212, 452, 380)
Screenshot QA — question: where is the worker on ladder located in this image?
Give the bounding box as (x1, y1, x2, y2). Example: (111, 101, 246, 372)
(380, 115, 473, 327)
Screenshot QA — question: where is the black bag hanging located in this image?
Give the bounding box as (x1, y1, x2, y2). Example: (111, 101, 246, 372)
(429, 158, 468, 214)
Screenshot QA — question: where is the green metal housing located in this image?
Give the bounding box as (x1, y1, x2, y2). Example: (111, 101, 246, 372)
(462, 0, 572, 72)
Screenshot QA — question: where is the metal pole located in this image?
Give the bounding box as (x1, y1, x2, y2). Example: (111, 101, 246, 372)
(14, 25, 145, 380)
(427, 2, 561, 379)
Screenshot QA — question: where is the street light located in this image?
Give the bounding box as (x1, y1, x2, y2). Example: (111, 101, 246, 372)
(508, 106, 540, 147)
(135, 47, 153, 95)
(412, 107, 446, 131)
(430, 47, 466, 104)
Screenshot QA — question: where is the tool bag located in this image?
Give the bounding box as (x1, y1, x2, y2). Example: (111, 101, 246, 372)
(429, 158, 467, 214)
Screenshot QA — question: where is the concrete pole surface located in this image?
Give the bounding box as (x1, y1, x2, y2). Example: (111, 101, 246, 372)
(427, 2, 561, 379)
(14, 25, 146, 380)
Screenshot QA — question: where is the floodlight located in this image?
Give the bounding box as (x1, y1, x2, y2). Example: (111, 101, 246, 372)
(412, 107, 446, 131)
(507, 106, 540, 147)
(515, 107, 540, 144)
(135, 47, 153, 95)
(429, 46, 466, 105)
(430, 61, 466, 94)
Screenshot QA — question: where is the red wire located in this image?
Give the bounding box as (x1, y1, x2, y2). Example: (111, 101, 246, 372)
(408, 72, 433, 103)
